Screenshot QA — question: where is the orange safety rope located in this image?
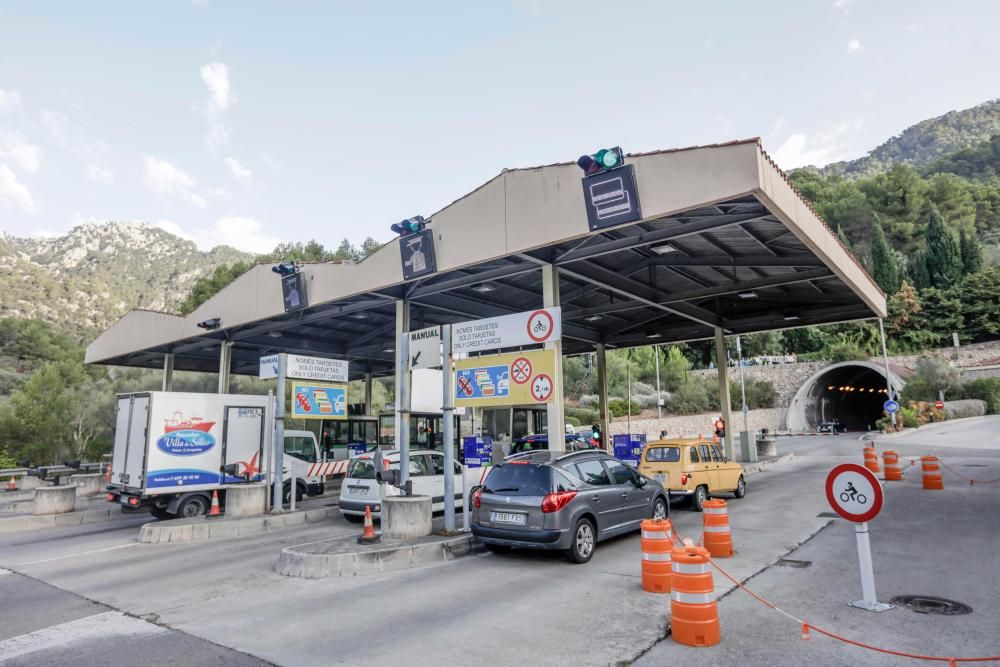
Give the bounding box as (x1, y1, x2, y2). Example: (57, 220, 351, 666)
(937, 460, 1000, 486)
(668, 529, 1000, 663)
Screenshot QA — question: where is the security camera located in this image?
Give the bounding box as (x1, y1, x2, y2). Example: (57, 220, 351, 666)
(197, 318, 222, 330)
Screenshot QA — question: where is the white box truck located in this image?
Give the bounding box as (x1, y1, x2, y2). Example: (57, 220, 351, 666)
(106, 391, 326, 519)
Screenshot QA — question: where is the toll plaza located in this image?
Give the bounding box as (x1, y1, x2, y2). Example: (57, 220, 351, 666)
(85, 139, 886, 469)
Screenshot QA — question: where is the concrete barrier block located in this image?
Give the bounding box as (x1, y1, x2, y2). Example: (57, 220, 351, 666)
(224, 483, 267, 518)
(69, 473, 104, 497)
(138, 525, 157, 543)
(208, 520, 239, 540)
(304, 509, 328, 523)
(33, 486, 77, 515)
(354, 551, 381, 575)
(168, 524, 193, 542)
(283, 512, 306, 527)
(26, 515, 56, 530)
(237, 518, 265, 536)
(0, 517, 28, 533)
(53, 512, 85, 527)
(17, 476, 44, 491)
(82, 510, 111, 524)
(382, 496, 432, 539)
(263, 515, 286, 531)
(190, 523, 210, 541)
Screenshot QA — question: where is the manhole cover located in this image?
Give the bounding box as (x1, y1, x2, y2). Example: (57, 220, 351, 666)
(890, 595, 972, 615)
(817, 512, 839, 518)
(775, 559, 812, 568)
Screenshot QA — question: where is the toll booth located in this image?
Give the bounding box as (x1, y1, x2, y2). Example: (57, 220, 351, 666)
(316, 416, 379, 460)
(613, 433, 646, 468)
(378, 410, 463, 457)
(479, 405, 554, 449)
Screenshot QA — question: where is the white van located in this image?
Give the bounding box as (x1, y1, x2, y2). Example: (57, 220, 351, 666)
(338, 449, 487, 522)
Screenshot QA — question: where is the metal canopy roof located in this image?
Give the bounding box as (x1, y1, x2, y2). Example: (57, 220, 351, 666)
(85, 139, 885, 380)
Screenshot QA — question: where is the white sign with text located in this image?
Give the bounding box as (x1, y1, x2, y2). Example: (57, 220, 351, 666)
(451, 307, 561, 354)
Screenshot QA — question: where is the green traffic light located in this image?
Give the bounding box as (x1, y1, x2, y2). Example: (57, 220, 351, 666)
(596, 148, 620, 169)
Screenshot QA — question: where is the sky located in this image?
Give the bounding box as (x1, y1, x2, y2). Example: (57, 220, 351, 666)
(1, 0, 998, 253)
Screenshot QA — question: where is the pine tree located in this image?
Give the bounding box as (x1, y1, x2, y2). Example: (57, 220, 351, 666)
(870, 214, 900, 293)
(959, 227, 984, 274)
(911, 250, 931, 290)
(923, 203, 962, 289)
(835, 224, 852, 251)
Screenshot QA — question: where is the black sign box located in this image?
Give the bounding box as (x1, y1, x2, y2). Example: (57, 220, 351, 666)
(581, 164, 642, 230)
(281, 272, 307, 312)
(400, 228, 437, 280)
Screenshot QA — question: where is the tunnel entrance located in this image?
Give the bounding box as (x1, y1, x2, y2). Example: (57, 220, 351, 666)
(785, 361, 906, 433)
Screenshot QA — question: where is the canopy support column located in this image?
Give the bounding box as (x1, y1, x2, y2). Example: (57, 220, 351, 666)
(217, 341, 232, 394)
(542, 264, 566, 454)
(394, 300, 411, 489)
(596, 343, 609, 452)
(364, 372, 373, 416)
(162, 353, 174, 392)
(714, 327, 735, 460)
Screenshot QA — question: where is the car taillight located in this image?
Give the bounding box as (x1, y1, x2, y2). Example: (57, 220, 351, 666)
(472, 488, 482, 508)
(541, 490, 577, 513)
(128, 497, 139, 507)
(106, 493, 115, 501)
(681, 473, 688, 486)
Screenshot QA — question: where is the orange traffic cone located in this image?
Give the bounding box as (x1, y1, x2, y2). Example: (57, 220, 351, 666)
(357, 505, 380, 544)
(6, 476, 16, 491)
(104, 465, 112, 483)
(207, 489, 223, 518)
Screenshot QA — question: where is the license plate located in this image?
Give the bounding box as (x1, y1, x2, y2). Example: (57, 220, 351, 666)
(348, 485, 369, 497)
(491, 511, 526, 525)
(654, 473, 666, 482)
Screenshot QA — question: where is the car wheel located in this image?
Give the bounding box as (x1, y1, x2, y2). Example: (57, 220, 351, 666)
(566, 518, 596, 564)
(692, 485, 708, 512)
(177, 495, 208, 518)
(651, 497, 668, 521)
(734, 476, 747, 499)
(485, 544, 511, 554)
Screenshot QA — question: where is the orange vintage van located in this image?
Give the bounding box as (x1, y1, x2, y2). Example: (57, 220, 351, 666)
(637, 438, 746, 511)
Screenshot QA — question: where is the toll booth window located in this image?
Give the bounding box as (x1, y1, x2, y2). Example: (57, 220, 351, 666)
(646, 447, 680, 463)
(284, 436, 316, 463)
(689, 447, 700, 463)
(574, 459, 611, 486)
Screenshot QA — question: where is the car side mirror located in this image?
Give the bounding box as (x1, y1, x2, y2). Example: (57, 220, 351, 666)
(634, 476, 647, 488)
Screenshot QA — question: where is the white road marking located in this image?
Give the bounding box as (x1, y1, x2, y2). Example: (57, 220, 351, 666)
(0, 611, 168, 660)
(16, 542, 140, 566)
(0, 567, 11, 576)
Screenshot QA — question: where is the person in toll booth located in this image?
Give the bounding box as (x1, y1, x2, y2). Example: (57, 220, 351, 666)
(714, 416, 726, 442)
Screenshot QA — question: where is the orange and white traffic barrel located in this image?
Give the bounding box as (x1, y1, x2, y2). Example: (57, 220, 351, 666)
(921, 456, 944, 490)
(670, 545, 720, 647)
(863, 445, 881, 475)
(702, 499, 733, 558)
(883, 450, 902, 481)
(640, 518, 673, 593)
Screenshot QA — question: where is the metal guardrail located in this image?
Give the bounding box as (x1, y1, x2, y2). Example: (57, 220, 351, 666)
(1, 461, 109, 486)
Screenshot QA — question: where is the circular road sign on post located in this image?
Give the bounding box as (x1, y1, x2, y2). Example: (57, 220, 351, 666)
(825, 463, 892, 613)
(882, 399, 899, 414)
(934, 400, 945, 410)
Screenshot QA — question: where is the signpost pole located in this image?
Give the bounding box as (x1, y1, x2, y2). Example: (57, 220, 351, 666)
(654, 345, 662, 421)
(849, 521, 892, 612)
(399, 332, 411, 492)
(877, 318, 896, 429)
(442, 324, 455, 532)
(272, 353, 286, 513)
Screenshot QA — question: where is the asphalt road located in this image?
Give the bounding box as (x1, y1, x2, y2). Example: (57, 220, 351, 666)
(2, 416, 997, 666)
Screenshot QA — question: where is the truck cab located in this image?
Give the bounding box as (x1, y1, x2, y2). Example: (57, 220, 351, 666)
(282, 430, 326, 501)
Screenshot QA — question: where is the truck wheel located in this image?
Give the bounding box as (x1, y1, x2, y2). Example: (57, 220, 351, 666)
(150, 507, 173, 521)
(282, 482, 304, 504)
(177, 495, 208, 518)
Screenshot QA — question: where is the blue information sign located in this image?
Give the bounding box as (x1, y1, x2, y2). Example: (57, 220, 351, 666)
(455, 365, 510, 401)
(612, 433, 646, 467)
(462, 436, 493, 469)
(347, 443, 367, 457)
(883, 399, 900, 414)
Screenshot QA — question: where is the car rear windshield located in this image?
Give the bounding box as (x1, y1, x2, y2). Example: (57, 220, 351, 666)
(483, 463, 552, 496)
(347, 458, 377, 479)
(646, 446, 680, 463)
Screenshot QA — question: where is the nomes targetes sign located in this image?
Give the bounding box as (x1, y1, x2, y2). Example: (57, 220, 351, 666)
(451, 307, 561, 354)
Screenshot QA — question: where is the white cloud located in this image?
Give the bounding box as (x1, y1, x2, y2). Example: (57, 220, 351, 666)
(833, 0, 856, 15)
(224, 157, 252, 184)
(200, 62, 234, 151)
(0, 89, 23, 114)
(0, 164, 36, 213)
(0, 136, 41, 173)
(905, 21, 930, 33)
(142, 155, 207, 209)
(771, 120, 864, 169)
(154, 216, 278, 254)
(846, 39, 863, 53)
(260, 152, 283, 171)
(87, 163, 115, 185)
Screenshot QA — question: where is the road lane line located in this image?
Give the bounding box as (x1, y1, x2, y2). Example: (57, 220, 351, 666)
(16, 542, 141, 566)
(0, 611, 168, 660)
(0, 567, 11, 576)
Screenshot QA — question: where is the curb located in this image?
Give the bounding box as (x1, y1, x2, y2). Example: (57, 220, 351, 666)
(741, 452, 795, 475)
(137, 507, 336, 544)
(0, 507, 141, 533)
(275, 533, 482, 579)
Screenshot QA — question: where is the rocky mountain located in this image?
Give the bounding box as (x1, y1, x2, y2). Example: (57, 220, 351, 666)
(820, 98, 1000, 177)
(0, 223, 252, 338)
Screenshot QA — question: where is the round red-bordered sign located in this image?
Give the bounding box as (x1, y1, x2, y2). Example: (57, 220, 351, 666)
(526, 309, 555, 343)
(511, 357, 533, 384)
(825, 463, 883, 523)
(530, 373, 553, 402)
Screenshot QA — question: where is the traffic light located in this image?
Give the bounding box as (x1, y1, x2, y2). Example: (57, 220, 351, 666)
(390, 215, 426, 236)
(271, 262, 297, 276)
(591, 423, 603, 449)
(577, 147, 624, 176)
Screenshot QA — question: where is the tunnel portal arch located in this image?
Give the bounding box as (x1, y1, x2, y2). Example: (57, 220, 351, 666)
(785, 361, 906, 432)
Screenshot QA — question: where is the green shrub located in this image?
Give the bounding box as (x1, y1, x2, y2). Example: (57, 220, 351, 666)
(959, 377, 1000, 414)
(608, 398, 640, 417)
(565, 406, 599, 424)
(901, 376, 937, 403)
(565, 415, 581, 427)
(825, 342, 869, 362)
(900, 406, 920, 428)
(668, 381, 711, 414)
(729, 378, 778, 409)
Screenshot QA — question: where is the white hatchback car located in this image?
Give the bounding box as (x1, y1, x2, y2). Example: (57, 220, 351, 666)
(338, 449, 487, 522)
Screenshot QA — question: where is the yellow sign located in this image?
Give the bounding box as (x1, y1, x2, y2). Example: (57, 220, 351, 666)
(454, 349, 557, 408)
(291, 382, 348, 420)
